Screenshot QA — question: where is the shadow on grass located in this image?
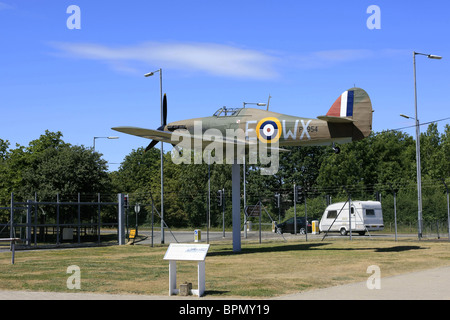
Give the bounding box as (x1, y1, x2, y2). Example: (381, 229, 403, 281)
(208, 242, 330, 256)
(374, 245, 424, 252)
(319, 245, 425, 253)
(208, 243, 426, 256)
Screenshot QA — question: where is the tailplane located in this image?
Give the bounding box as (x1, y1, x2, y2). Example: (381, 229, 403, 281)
(318, 87, 373, 140)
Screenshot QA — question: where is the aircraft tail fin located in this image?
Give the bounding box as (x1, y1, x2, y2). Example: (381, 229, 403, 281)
(318, 87, 373, 141)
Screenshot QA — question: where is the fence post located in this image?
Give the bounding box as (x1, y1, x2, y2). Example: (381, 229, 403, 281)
(118, 193, 126, 245)
(97, 193, 101, 243)
(26, 200, 32, 246)
(77, 193, 81, 244)
(441, 179, 450, 241)
(10, 193, 14, 239)
(56, 194, 60, 245)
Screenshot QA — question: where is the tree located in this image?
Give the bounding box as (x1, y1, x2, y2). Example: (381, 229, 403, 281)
(317, 131, 416, 197)
(0, 139, 11, 206)
(440, 124, 450, 178)
(0, 130, 111, 206)
(111, 147, 161, 194)
(420, 123, 442, 180)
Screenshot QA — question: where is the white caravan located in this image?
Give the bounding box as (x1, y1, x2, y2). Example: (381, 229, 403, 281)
(319, 201, 384, 236)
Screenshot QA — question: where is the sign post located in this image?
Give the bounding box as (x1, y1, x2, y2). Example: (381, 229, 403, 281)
(163, 243, 210, 297)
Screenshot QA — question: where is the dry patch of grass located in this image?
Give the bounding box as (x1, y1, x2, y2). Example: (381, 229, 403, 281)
(0, 239, 449, 298)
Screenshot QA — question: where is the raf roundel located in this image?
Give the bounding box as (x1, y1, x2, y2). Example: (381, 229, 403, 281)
(256, 117, 282, 143)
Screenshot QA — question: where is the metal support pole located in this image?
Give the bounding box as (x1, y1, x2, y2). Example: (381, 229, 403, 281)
(411, 51, 442, 239)
(343, 187, 352, 240)
(34, 193, 37, 247)
(394, 191, 398, 241)
(56, 194, 60, 245)
(118, 193, 126, 245)
(447, 189, 450, 241)
(259, 199, 262, 244)
(388, 184, 398, 241)
(97, 193, 101, 243)
(222, 188, 225, 238)
(413, 52, 423, 240)
(442, 179, 450, 241)
(243, 155, 247, 239)
(304, 196, 308, 242)
(232, 162, 241, 252)
(207, 156, 210, 244)
(151, 198, 154, 247)
(10, 193, 14, 240)
(294, 184, 297, 235)
(278, 194, 281, 224)
(26, 200, 32, 246)
(77, 193, 81, 244)
(11, 239, 15, 264)
(159, 70, 165, 245)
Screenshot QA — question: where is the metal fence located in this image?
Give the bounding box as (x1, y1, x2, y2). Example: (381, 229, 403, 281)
(0, 193, 128, 248)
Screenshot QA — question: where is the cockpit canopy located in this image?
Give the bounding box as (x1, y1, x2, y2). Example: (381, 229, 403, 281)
(213, 107, 242, 117)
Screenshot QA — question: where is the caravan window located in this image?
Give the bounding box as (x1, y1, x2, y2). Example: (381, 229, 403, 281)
(366, 209, 375, 216)
(326, 210, 337, 219)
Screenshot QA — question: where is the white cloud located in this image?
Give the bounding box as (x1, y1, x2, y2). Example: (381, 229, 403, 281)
(287, 49, 408, 69)
(49, 41, 406, 78)
(287, 49, 375, 69)
(0, 2, 14, 10)
(50, 41, 280, 79)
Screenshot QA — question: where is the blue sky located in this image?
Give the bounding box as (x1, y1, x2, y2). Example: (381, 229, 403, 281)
(1, 0, 449, 171)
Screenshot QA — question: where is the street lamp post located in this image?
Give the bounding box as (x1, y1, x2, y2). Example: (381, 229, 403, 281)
(411, 51, 442, 240)
(243, 102, 266, 108)
(242, 101, 266, 238)
(145, 68, 165, 244)
(93, 136, 119, 151)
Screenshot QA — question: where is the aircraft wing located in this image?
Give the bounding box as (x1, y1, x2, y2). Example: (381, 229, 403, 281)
(112, 126, 290, 152)
(112, 127, 174, 143)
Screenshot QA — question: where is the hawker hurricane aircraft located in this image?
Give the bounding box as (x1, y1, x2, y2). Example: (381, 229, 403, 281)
(112, 87, 372, 155)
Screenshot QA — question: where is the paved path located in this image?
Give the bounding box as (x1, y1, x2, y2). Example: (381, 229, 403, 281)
(0, 265, 448, 300)
(277, 265, 450, 300)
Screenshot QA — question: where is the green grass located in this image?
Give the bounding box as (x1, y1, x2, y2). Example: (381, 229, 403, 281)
(0, 238, 449, 298)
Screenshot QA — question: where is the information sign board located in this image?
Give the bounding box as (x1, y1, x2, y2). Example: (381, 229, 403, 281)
(163, 244, 210, 261)
(245, 205, 261, 217)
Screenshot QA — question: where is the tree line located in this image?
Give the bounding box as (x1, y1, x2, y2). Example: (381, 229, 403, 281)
(1, 123, 449, 227)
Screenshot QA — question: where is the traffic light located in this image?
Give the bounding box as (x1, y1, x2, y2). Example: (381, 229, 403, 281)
(375, 191, 382, 202)
(275, 193, 281, 208)
(217, 190, 223, 207)
(295, 186, 305, 204)
(124, 194, 129, 207)
(326, 195, 332, 206)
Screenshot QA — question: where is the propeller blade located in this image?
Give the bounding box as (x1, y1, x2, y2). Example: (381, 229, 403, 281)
(163, 93, 167, 126)
(145, 93, 167, 152)
(145, 140, 159, 152)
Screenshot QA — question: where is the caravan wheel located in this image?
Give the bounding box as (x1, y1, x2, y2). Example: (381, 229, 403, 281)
(339, 228, 347, 236)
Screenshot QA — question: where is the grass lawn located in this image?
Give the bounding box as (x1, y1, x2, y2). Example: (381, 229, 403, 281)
(0, 238, 449, 298)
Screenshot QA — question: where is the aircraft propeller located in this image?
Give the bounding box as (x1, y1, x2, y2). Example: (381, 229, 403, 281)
(145, 93, 167, 152)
